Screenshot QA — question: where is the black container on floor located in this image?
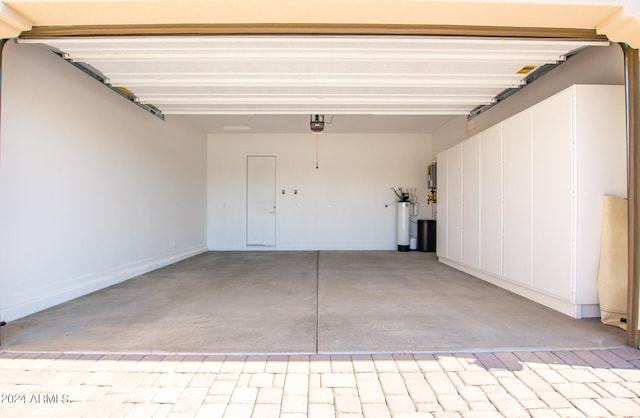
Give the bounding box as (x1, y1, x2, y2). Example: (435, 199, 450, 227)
(418, 219, 436, 252)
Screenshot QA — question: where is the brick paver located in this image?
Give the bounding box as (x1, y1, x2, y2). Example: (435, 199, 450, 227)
(0, 348, 639, 417)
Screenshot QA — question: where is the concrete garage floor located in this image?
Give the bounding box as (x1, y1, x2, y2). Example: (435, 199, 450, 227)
(0, 251, 625, 354)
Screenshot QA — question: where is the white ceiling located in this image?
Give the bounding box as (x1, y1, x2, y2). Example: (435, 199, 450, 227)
(21, 35, 607, 133)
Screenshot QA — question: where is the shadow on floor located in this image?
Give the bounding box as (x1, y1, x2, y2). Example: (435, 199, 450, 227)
(0, 251, 626, 354)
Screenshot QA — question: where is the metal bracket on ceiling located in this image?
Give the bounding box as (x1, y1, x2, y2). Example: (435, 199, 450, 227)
(467, 63, 558, 121)
(467, 45, 594, 121)
(45, 45, 165, 121)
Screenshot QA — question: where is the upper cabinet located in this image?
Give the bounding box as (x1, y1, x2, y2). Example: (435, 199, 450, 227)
(436, 85, 626, 319)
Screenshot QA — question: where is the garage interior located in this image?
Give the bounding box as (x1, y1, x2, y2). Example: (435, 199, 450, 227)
(0, 29, 632, 353)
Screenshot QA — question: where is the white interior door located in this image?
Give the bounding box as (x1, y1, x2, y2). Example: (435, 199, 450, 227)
(247, 155, 277, 246)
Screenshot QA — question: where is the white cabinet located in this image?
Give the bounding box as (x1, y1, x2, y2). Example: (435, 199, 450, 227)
(462, 135, 481, 269)
(436, 150, 448, 259)
(437, 84, 626, 318)
(446, 144, 463, 263)
(502, 110, 533, 288)
(573, 86, 627, 305)
(531, 89, 574, 300)
(479, 125, 502, 277)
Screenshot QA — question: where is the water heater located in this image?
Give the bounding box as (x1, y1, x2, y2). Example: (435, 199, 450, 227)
(397, 201, 410, 251)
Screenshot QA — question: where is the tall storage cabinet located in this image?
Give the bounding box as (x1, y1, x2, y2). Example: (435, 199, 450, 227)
(436, 149, 448, 260)
(531, 89, 574, 302)
(479, 125, 503, 277)
(447, 144, 463, 263)
(462, 135, 481, 269)
(436, 85, 626, 318)
(502, 110, 533, 288)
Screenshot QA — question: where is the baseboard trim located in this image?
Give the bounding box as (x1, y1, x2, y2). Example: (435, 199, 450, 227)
(1, 245, 207, 322)
(438, 257, 598, 319)
(207, 245, 399, 251)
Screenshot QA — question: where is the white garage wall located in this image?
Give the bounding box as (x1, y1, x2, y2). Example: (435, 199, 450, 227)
(0, 42, 208, 322)
(208, 133, 433, 250)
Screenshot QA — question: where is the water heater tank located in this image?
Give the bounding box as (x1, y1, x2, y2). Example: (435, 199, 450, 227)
(397, 201, 410, 252)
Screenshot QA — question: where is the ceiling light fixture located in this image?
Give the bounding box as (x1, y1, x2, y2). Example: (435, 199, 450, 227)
(223, 125, 252, 131)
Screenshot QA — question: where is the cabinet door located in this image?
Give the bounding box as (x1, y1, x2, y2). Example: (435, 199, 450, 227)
(532, 90, 573, 300)
(462, 135, 480, 268)
(480, 125, 503, 276)
(446, 144, 463, 263)
(436, 150, 448, 258)
(502, 110, 532, 286)
(574, 85, 626, 304)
